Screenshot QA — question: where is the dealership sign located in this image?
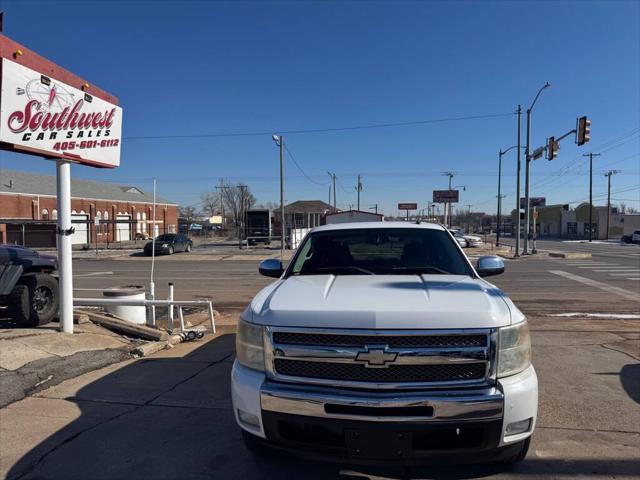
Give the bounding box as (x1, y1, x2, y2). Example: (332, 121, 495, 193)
(520, 197, 546, 208)
(398, 203, 418, 210)
(433, 190, 459, 203)
(0, 59, 122, 168)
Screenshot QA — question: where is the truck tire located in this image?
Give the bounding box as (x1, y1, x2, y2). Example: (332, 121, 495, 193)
(7, 273, 59, 327)
(501, 437, 531, 464)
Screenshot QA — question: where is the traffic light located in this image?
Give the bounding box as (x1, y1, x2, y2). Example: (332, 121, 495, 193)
(546, 136, 559, 160)
(576, 116, 591, 146)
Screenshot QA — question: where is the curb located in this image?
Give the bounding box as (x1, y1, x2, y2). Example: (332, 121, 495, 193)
(548, 252, 592, 259)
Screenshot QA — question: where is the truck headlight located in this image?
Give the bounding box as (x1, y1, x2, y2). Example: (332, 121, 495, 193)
(497, 321, 531, 378)
(236, 318, 265, 372)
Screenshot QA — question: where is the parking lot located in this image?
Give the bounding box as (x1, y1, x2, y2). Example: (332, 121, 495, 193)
(1, 242, 639, 479)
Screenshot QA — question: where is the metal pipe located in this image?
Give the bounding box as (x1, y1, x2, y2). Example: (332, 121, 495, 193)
(73, 298, 215, 306)
(56, 160, 74, 334)
(178, 306, 185, 331)
(167, 282, 174, 332)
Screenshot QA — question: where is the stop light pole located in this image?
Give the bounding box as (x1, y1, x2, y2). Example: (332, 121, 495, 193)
(524, 82, 551, 255)
(584, 152, 601, 242)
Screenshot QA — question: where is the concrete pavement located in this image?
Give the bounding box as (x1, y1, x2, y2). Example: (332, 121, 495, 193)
(1, 323, 638, 480)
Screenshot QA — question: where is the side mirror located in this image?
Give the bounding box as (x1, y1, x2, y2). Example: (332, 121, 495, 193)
(476, 256, 505, 277)
(259, 259, 284, 278)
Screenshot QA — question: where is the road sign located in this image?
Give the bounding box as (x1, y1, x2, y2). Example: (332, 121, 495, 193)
(398, 203, 417, 210)
(433, 190, 459, 203)
(532, 147, 544, 160)
(520, 197, 546, 208)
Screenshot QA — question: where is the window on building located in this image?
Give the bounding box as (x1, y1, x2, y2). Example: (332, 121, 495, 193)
(52, 209, 58, 220)
(567, 222, 578, 235)
(41, 209, 49, 220)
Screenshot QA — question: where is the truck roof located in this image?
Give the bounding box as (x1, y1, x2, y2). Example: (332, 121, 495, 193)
(310, 221, 447, 233)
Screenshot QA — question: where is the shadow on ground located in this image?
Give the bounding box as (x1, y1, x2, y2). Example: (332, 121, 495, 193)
(6, 334, 640, 480)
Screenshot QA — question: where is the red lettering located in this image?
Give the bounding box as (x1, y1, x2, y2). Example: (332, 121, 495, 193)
(8, 99, 38, 133)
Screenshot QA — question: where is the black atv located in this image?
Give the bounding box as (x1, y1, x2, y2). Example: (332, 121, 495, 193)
(0, 245, 59, 326)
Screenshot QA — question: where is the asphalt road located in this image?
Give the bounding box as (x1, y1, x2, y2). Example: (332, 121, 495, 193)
(498, 236, 640, 260)
(71, 244, 640, 315)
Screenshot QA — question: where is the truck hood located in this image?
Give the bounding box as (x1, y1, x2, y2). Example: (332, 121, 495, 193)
(249, 274, 515, 329)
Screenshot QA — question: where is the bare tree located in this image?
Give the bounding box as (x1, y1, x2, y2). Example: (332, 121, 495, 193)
(200, 191, 221, 217)
(619, 202, 627, 214)
(178, 205, 197, 224)
(219, 182, 256, 238)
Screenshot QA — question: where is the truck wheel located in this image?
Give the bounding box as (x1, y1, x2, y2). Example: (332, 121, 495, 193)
(8, 273, 59, 327)
(241, 430, 269, 457)
(502, 437, 531, 464)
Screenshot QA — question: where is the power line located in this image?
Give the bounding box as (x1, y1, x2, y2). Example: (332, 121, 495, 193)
(122, 112, 515, 140)
(284, 145, 330, 186)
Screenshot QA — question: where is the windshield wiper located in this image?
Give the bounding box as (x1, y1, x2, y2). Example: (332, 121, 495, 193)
(391, 266, 452, 275)
(316, 266, 376, 275)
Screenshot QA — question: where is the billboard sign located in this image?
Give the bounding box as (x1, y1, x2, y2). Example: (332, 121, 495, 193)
(433, 190, 459, 203)
(0, 59, 122, 168)
(398, 203, 417, 210)
(519, 197, 546, 208)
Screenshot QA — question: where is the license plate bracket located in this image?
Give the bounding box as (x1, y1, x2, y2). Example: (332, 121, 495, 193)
(344, 429, 413, 459)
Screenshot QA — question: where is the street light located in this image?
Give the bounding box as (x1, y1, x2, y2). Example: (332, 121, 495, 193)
(524, 82, 551, 255)
(272, 135, 285, 259)
(497, 146, 523, 246)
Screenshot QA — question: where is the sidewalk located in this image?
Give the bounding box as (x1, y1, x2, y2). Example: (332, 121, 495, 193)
(0, 321, 139, 408)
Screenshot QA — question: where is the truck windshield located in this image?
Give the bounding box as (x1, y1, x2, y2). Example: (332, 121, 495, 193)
(288, 228, 472, 276)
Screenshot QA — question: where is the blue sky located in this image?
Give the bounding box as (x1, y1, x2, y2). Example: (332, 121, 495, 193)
(0, 0, 638, 216)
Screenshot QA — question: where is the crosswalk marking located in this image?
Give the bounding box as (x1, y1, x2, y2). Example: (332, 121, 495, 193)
(549, 270, 640, 301)
(552, 259, 640, 281)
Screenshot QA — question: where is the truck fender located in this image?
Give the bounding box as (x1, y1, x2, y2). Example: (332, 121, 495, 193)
(0, 264, 24, 296)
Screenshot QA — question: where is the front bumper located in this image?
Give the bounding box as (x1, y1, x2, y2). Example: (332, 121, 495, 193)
(231, 361, 537, 461)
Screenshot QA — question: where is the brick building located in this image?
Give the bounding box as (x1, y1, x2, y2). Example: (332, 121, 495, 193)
(0, 169, 178, 247)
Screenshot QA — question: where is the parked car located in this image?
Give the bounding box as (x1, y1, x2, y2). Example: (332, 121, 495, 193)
(144, 234, 193, 255)
(621, 234, 632, 244)
(232, 222, 536, 465)
(0, 245, 59, 326)
(632, 229, 640, 244)
(449, 229, 469, 247)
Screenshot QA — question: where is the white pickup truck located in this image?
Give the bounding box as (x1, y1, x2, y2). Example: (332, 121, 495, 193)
(231, 222, 537, 464)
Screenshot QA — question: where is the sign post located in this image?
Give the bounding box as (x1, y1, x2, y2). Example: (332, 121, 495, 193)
(0, 34, 122, 334)
(398, 203, 417, 221)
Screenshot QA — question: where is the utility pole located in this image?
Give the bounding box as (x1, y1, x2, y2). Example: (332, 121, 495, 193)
(466, 204, 472, 233)
(443, 171, 454, 228)
(604, 170, 618, 240)
(515, 105, 522, 257)
(215, 178, 225, 231)
(327, 172, 337, 211)
(272, 135, 285, 258)
(524, 82, 551, 255)
(369, 204, 378, 214)
(279, 138, 285, 257)
(237, 185, 248, 249)
(356, 174, 363, 211)
(584, 152, 601, 241)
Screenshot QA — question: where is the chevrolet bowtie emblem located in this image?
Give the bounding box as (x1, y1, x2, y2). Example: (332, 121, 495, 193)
(355, 346, 398, 368)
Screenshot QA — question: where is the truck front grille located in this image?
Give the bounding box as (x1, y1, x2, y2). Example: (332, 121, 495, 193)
(274, 359, 486, 383)
(272, 332, 487, 348)
(266, 328, 495, 389)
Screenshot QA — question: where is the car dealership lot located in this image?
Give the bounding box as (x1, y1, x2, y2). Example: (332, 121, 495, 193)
(1, 249, 638, 479)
